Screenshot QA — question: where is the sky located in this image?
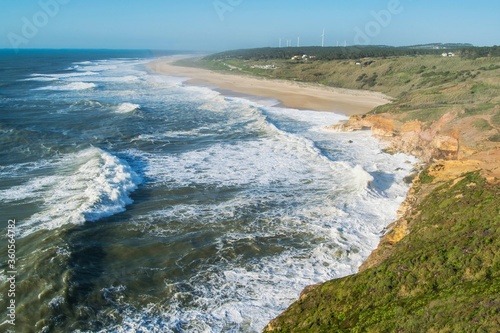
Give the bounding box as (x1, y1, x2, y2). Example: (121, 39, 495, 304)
(1, 0, 499, 51)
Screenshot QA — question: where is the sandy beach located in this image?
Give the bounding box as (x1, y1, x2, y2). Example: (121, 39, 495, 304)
(148, 57, 391, 116)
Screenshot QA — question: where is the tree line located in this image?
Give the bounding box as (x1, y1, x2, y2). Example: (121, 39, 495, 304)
(205, 45, 500, 61)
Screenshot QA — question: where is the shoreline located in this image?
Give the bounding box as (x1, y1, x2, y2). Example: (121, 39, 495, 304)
(147, 55, 500, 332)
(147, 54, 416, 265)
(148, 55, 423, 329)
(147, 56, 392, 116)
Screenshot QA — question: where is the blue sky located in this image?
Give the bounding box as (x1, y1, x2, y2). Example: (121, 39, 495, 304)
(1, 0, 499, 51)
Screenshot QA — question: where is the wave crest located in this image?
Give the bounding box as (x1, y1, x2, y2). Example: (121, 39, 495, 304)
(116, 103, 140, 113)
(34, 82, 97, 91)
(18, 148, 141, 236)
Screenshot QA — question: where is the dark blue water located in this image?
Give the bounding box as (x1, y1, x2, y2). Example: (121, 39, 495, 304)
(0, 50, 415, 332)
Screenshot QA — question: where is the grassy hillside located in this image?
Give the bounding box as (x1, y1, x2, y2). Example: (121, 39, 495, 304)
(265, 172, 500, 332)
(188, 48, 498, 95)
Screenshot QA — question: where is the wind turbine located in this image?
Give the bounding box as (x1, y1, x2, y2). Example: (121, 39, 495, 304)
(279, 38, 282, 48)
(321, 28, 325, 47)
(297, 36, 300, 47)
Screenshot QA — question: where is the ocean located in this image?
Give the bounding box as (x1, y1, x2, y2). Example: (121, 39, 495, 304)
(0, 49, 416, 332)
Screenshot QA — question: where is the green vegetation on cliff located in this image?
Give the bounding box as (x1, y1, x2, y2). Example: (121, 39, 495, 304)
(265, 172, 500, 332)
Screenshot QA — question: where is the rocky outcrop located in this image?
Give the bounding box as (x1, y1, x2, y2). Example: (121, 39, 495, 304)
(330, 112, 463, 162)
(331, 111, 500, 272)
(327, 114, 395, 136)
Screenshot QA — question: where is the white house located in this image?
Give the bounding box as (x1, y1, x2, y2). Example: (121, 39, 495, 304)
(442, 52, 456, 57)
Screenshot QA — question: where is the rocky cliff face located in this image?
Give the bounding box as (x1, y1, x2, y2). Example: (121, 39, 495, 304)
(329, 110, 499, 177)
(328, 111, 500, 272)
(328, 112, 461, 162)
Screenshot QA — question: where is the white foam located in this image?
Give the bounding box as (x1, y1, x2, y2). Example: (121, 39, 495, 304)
(17, 148, 141, 237)
(74, 61, 93, 65)
(48, 296, 64, 309)
(74, 59, 146, 72)
(72, 100, 104, 108)
(78, 64, 118, 71)
(116, 103, 140, 113)
(147, 74, 188, 86)
(0, 175, 60, 202)
(34, 82, 97, 91)
(132, 127, 213, 143)
(68, 75, 141, 83)
(29, 71, 98, 79)
(118, 208, 387, 332)
(264, 105, 348, 127)
(111, 92, 416, 331)
(21, 76, 58, 82)
(130, 138, 332, 189)
(0, 159, 53, 178)
(101, 75, 140, 83)
(351, 164, 375, 191)
(50, 71, 99, 78)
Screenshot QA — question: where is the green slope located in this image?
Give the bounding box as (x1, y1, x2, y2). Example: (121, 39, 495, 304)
(265, 172, 500, 332)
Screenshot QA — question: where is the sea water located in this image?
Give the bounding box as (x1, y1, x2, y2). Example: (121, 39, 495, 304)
(0, 50, 416, 332)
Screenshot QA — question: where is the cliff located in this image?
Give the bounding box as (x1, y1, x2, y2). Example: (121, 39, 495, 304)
(264, 170, 499, 332)
(333, 111, 500, 271)
(264, 108, 500, 332)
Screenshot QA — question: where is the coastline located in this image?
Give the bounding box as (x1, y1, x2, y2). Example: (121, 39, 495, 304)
(148, 55, 419, 323)
(146, 54, 500, 332)
(147, 56, 392, 116)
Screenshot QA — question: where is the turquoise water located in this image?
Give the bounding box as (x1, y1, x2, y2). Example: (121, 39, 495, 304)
(0, 50, 415, 332)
